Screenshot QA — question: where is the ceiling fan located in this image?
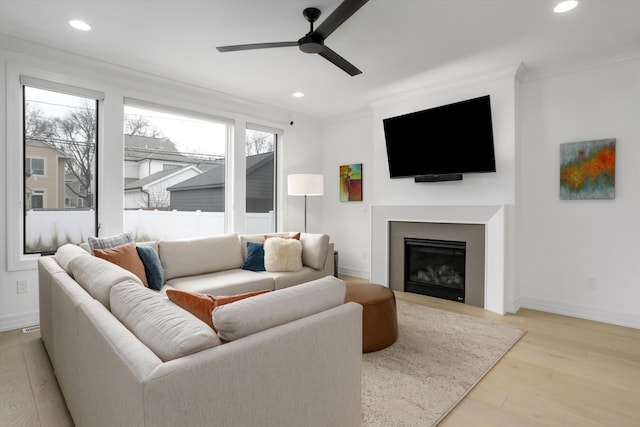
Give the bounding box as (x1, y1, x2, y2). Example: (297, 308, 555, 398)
(216, 0, 369, 76)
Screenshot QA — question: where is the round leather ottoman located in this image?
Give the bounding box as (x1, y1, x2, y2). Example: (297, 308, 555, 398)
(345, 283, 398, 353)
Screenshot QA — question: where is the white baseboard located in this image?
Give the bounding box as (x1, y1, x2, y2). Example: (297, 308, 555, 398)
(0, 311, 39, 333)
(337, 266, 369, 280)
(519, 296, 640, 329)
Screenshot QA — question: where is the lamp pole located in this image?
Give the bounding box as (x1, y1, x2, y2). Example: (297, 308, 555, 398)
(304, 194, 308, 233)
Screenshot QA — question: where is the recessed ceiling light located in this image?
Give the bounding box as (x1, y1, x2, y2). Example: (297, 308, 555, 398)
(292, 92, 305, 98)
(554, 1, 579, 13)
(69, 19, 91, 31)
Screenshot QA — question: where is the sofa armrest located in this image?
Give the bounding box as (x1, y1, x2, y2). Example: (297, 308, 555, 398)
(323, 242, 335, 276)
(142, 302, 362, 427)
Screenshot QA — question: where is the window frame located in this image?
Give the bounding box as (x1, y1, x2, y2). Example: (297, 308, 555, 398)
(122, 98, 233, 238)
(6, 67, 104, 270)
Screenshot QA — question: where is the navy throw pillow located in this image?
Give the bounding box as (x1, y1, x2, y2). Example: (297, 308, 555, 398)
(136, 245, 165, 290)
(242, 242, 266, 271)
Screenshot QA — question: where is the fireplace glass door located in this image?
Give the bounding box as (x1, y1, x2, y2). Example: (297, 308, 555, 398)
(404, 238, 466, 302)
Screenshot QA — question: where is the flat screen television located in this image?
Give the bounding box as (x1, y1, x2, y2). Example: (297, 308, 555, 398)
(383, 95, 496, 182)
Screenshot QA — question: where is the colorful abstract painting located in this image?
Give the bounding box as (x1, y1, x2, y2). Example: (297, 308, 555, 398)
(560, 139, 615, 200)
(340, 163, 362, 202)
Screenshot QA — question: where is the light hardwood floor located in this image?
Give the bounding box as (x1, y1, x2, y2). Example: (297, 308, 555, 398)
(2, 276, 639, 426)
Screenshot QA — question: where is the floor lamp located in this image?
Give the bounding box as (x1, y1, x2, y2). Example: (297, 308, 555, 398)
(287, 174, 324, 232)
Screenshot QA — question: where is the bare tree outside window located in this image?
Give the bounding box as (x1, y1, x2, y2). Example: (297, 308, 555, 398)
(23, 86, 99, 254)
(245, 129, 276, 233)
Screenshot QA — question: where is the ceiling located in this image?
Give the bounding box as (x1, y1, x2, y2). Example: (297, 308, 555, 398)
(1, 0, 640, 119)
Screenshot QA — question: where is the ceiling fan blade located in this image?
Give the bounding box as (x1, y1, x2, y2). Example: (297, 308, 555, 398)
(318, 46, 362, 76)
(315, 0, 369, 40)
(217, 41, 298, 52)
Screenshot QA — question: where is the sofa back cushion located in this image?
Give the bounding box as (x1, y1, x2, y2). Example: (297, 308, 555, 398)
(69, 254, 144, 309)
(300, 233, 330, 270)
(159, 233, 243, 280)
(55, 243, 89, 276)
(213, 275, 346, 341)
(110, 282, 221, 362)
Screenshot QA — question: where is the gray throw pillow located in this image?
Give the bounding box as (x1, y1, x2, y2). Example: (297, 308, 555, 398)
(88, 232, 133, 254)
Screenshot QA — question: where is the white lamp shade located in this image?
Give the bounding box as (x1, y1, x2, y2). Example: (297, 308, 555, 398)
(288, 174, 324, 196)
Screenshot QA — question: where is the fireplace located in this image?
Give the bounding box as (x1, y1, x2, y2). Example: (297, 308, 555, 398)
(404, 238, 466, 302)
(371, 206, 506, 314)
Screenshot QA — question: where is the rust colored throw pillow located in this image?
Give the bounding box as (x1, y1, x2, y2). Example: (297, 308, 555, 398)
(166, 289, 270, 331)
(93, 242, 149, 287)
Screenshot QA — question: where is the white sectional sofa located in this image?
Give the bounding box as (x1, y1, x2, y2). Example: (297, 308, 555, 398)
(38, 232, 362, 427)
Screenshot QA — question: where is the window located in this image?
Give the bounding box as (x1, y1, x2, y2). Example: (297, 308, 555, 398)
(123, 101, 229, 240)
(29, 190, 45, 209)
(25, 157, 45, 176)
(245, 128, 277, 233)
(23, 84, 99, 255)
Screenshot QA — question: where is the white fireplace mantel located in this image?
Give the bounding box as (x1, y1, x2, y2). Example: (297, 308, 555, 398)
(370, 205, 506, 314)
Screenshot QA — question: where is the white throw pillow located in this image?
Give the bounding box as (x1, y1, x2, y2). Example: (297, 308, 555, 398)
(263, 237, 303, 272)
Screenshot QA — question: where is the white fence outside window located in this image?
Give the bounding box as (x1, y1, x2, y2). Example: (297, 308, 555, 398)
(25, 210, 274, 250)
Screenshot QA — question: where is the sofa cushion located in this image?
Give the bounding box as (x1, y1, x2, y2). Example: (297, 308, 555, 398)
(241, 242, 266, 271)
(166, 289, 270, 330)
(300, 233, 330, 270)
(136, 245, 165, 290)
(166, 269, 275, 296)
(213, 275, 346, 341)
(94, 242, 149, 287)
(55, 243, 89, 276)
(69, 254, 144, 309)
(110, 282, 221, 362)
(88, 231, 133, 254)
(264, 237, 303, 272)
(159, 233, 243, 280)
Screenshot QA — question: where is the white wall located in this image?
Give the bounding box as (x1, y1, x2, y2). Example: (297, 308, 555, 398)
(320, 111, 374, 278)
(518, 57, 640, 328)
(0, 37, 321, 331)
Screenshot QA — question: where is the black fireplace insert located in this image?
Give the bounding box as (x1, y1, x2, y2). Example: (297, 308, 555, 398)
(404, 237, 466, 302)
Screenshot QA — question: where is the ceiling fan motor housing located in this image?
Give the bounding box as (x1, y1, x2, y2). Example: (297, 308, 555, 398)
(298, 33, 324, 53)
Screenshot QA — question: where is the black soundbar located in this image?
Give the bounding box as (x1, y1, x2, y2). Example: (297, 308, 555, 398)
(414, 173, 463, 183)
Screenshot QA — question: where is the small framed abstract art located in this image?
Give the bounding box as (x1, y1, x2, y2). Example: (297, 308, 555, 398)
(559, 138, 615, 200)
(340, 163, 362, 202)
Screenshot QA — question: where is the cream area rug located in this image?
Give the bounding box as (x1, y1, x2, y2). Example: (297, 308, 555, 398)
(362, 299, 525, 426)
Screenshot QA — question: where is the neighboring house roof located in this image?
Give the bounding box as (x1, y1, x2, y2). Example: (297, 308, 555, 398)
(168, 152, 273, 192)
(124, 134, 188, 163)
(26, 138, 71, 159)
(124, 165, 202, 191)
(167, 163, 224, 191)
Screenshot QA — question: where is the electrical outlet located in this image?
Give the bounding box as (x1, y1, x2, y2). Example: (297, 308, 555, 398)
(17, 280, 29, 294)
(586, 278, 597, 290)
